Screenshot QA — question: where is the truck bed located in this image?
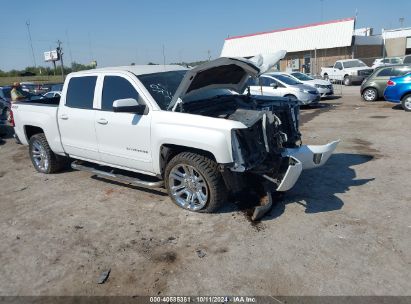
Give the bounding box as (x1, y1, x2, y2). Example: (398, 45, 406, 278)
(17, 96, 60, 106)
(12, 97, 65, 154)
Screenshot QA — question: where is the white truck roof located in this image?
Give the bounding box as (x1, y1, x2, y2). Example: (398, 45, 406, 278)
(69, 65, 188, 76)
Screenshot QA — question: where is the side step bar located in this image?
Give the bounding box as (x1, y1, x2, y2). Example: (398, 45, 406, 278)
(71, 161, 164, 189)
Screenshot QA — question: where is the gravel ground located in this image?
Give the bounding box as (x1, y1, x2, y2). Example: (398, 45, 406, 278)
(0, 86, 410, 296)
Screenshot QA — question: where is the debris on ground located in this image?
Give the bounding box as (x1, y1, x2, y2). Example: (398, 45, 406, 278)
(14, 186, 28, 192)
(74, 225, 84, 230)
(251, 191, 273, 221)
(196, 249, 206, 258)
(97, 268, 111, 284)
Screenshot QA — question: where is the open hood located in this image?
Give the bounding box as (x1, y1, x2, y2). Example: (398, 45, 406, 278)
(169, 51, 286, 110)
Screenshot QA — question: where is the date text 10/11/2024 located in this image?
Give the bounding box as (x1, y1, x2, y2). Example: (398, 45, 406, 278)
(149, 297, 257, 303)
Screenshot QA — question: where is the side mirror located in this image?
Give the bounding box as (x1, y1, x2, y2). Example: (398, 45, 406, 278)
(113, 98, 147, 115)
(270, 83, 278, 89)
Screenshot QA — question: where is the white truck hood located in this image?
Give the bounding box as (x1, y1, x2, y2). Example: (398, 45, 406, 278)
(169, 51, 286, 109)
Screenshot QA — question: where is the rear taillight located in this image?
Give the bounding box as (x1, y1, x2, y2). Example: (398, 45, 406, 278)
(387, 80, 396, 86)
(9, 109, 15, 127)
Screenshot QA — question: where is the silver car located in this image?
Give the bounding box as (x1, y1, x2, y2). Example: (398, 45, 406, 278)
(290, 72, 333, 98)
(247, 73, 321, 105)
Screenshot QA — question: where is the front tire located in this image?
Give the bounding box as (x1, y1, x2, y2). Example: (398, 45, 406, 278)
(401, 94, 411, 112)
(362, 88, 378, 102)
(285, 94, 298, 101)
(29, 133, 68, 173)
(165, 152, 227, 213)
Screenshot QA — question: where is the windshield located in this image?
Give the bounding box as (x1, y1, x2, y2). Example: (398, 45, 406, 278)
(343, 60, 367, 68)
(291, 72, 313, 81)
(137, 70, 187, 110)
(272, 74, 302, 85)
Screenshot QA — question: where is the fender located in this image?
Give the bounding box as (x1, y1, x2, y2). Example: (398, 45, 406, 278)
(150, 111, 246, 174)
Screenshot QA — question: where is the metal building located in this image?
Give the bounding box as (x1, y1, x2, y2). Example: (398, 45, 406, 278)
(382, 27, 411, 57)
(221, 17, 383, 75)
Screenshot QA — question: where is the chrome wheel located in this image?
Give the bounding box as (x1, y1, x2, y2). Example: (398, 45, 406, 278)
(31, 140, 49, 171)
(168, 164, 208, 211)
(363, 89, 377, 101)
(403, 96, 411, 110)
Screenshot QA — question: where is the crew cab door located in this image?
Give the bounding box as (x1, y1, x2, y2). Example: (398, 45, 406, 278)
(333, 62, 344, 79)
(58, 75, 100, 161)
(94, 73, 153, 173)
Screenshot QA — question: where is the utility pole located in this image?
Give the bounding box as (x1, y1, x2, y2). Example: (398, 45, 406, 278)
(162, 44, 166, 66)
(399, 17, 405, 28)
(25, 21, 37, 67)
(207, 50, 211, 61)
(57, 40, 64, 82)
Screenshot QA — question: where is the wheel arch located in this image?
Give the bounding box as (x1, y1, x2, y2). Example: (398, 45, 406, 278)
(400, 91, 411, 101)
(159, 144, 217, 178)
(24, 125, 44, 141)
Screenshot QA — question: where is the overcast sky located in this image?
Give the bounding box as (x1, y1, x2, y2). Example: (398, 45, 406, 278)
(1, 0, 410, 71)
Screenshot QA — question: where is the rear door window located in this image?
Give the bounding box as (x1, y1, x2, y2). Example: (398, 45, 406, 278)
(376, 68, 393, 77)
(66, 76, 97, 109)
(101, 76, 140, 111)
(335, 62, 343, 69)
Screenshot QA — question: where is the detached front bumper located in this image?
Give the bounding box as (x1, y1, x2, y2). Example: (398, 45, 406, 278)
(271, 140, 340, 191)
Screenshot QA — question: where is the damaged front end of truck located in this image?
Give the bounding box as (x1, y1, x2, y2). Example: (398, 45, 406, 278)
(169, 51, 339, 220)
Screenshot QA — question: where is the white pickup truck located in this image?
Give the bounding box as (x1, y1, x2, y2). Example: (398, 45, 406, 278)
(11, 53, 338, 219)
(321, 59, 374, 86)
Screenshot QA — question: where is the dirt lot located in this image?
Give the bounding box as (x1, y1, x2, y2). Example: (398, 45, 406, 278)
(0, 86, 410, 296)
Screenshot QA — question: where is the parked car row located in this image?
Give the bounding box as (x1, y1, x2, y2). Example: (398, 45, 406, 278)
(0, 83, 62, 127)
(361, 65, 411, 101)
(16, 82, 63, 96)
(246, 71, 333, 105)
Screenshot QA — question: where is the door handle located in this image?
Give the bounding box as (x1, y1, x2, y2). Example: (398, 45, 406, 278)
(59, 114, 68, 120)
(97, 118, 108, 125)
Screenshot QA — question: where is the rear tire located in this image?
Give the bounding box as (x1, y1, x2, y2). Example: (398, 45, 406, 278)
(5, 108, 11, 123)
(165, 152, 227, 213)
(401, 94, 411, 112)
(29, 133, 68, 174)
(343, 76, 351, 86)
(362, 88, 378, 102)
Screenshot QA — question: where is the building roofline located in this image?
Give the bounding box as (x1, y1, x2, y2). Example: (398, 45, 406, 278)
(383, 27, 411, 33)
(225, 17, 355, 41)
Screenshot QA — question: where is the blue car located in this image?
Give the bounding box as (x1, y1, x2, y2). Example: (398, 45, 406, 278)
(384, 72, 411, 111)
